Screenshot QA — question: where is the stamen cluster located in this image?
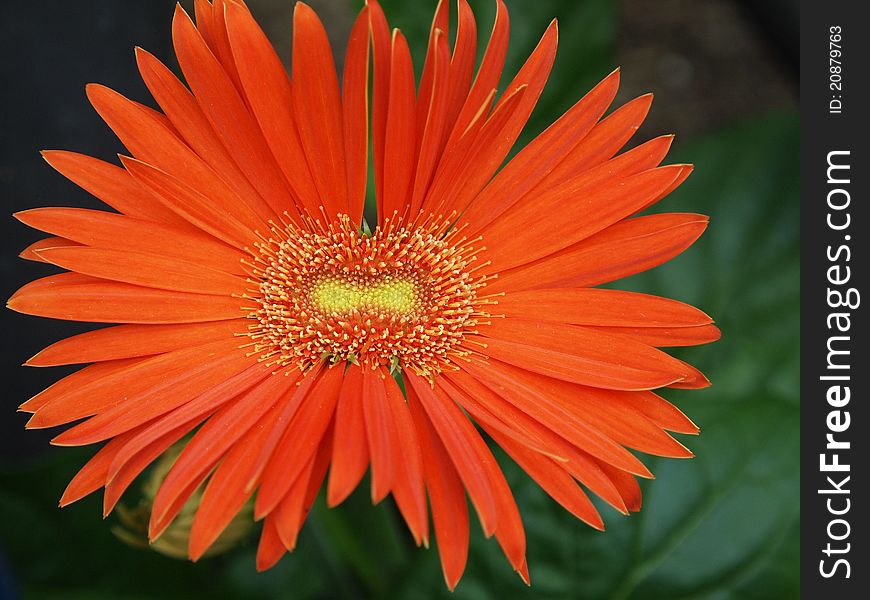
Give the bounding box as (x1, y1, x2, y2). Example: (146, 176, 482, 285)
(248, 214, 488, 376)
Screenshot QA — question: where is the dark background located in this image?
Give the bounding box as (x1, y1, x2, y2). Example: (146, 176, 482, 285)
(1, 0, 798, 598)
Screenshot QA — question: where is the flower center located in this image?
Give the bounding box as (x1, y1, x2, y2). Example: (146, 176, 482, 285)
(312, 278, 418, 315)
(246, 214, 489, 376)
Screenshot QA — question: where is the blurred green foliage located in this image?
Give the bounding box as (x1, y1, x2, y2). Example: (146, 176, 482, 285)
(1, 0, 798, 597)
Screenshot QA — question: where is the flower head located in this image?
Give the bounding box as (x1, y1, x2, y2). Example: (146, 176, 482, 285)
(9, 0, 718, 589)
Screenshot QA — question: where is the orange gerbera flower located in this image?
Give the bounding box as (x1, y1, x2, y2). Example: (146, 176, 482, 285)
(8, 0, 719, 589)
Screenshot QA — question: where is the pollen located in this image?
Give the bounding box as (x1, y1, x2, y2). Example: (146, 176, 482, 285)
(313, 278, 418, 315)
(246, 214, 491, 376)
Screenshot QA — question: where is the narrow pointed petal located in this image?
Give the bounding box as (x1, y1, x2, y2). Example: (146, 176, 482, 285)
(443, 368, 629, 513)
(256, 516, 287, 571)
(106, 365, 272, 485)
(135, 47, 276, 225)
(495, 288, 714, 328)
(49, 340, 258, 444)
(460, 359, 652, 478)
(368, 0, 392, 219)
(224, 0, 322, 215)
(58, 425, 145, 507)
(149, 371, 298, 537)
(488, 213, 710, 293)
(383, 374, 428, 546)
(172, 4, 296, 218)
(19, 357, 142, 414)
(490, 429, 604, 530)
(292, 2, 348, 217)
(255, 366, 342, 518)
(87, 84, 272, 237)
(103, 418, 204, 516)
(447, 0, 509, 145)
(35, 246, 247, 296)
(463, 69, 620, 232)
(8, 273, 244, 324)
(27, 320, 248, 367)
(327, 364, 369, 507)
(342, 7, 370, 223)
(479, 319, 690, 391)
(361, 369, 398, 503)
(40, 150, 189, 227)
(121, 156, 265, 250)
(406, 383, 469, 591)
(14, 207, 248, 276)
(19, 237, 80, 263)
(381, 30, 417, 222)
(482, 164, 684, 273)
(406, 372, 499, 537)
(633, 392, 700, 435)
(188, 394, 287, 561)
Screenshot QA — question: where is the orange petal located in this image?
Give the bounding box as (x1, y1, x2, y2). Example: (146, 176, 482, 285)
(406, 382, 469, 591)
(534, 94, 655, 193)
(106, 364, 271, 484)
(598, 462, 643, 512)
(443, 368, 628, 513)
(18, 357, 142, 414)
(488, 213, 710, 293)
(188, 391, 288, 560)
(463, 68, 620, 232)
(434, 19, 559, 217)
(383, 373, 428, 546)
(490, 429, 604, 531)
(255, 365, 342, 518)
(482, 164, 684, 273)
(342, 7, 370, 224)
(442, 0, 478, 141)
(206, 0, 245, 92)
(495, 288, 714, 328)
(292, 2, 348, 217)
(27, 320, 249, 367)
(460, 358, 652, 478)
(409, 30, 450, 214)
(415, 0, 449, 141)
(588, 323, 722, 348)
(423, 84, 527, 216)
(256, 515, 287, 571)
(8, 272, 244, 324)
(172, 4, 295, 219)
(86, 84, 271, 238)
(19, 237, 81, 263)
(40, 150, 190, 227)
(49, 339, 258, 444)
(35, 246, 247, 296)
(381, 30, 417, 222)
(224, 0, 321, 216)
(632, 392, 700, 435)
(361, 368, 398, 503)
(148, 371, 298, 538)
(327, 364, 369, 507)
(121, 155, 264, 250)
(14, 207, 248, 276)
(273, 455, 317, 551)
(58, 425, 147, 507)
(368, 0, 392, 220)
(446, 0, 509, 146)
(103, 417, 205, 516)
(135, 47, 277, 226)
(274, 431, 333, 551)
(479, 319, 690, 391)
(406, 372, 498, 537)
(502, 375, 694, 459)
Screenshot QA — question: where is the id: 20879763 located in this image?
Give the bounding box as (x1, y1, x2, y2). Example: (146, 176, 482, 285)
(829, 26, 843, 114)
